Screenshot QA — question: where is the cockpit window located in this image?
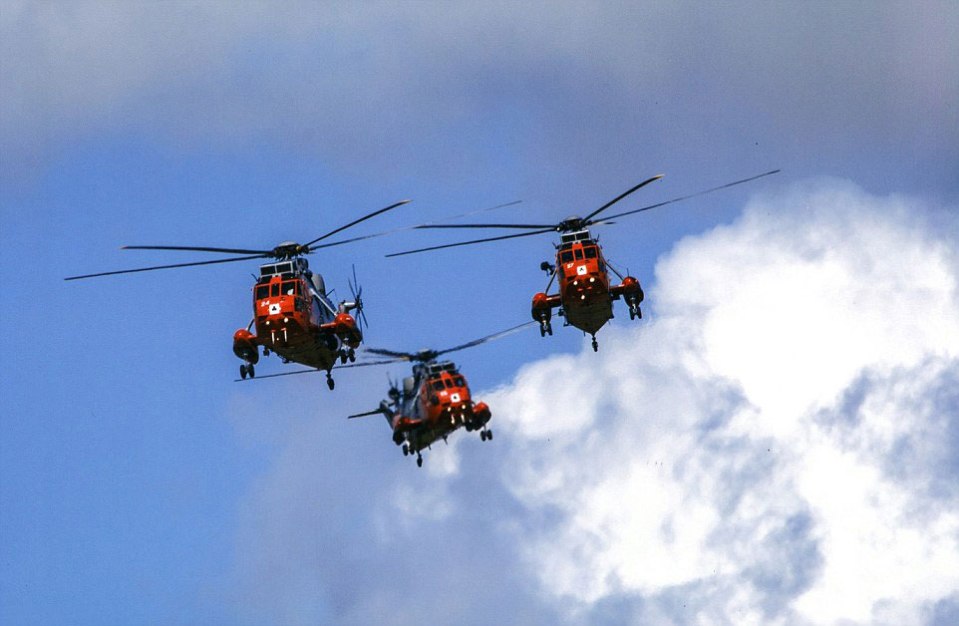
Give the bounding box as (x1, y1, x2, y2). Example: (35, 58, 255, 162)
(270, 283, 280, 297)
(574, 248, 584, 260)
(255, 285, 269, 300)
(560, 251, 573, 263)
(282, 281, 297, 296)
(584, 247, 597, 259)
(453, 376, 465, 387)
(444, 379, 455, 388)
(431, 381, 445, 391)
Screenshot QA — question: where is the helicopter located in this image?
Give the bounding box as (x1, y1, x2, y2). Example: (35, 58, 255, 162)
(386, 170, 779, 351)
(65, 199, 410, 389)
(346, 322, 534, 467)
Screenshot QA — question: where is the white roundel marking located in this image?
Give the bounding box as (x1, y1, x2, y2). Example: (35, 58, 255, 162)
(269, 303, 281, 315)
(577, 265, 587, 276)
(451, 393, 461, 403)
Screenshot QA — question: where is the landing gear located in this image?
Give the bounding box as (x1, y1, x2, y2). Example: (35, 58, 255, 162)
(326, 372, 335, 390)
(416, 453, 423, 468)
(480, 428, 493, 441)
(539, 319, 553, 337)
(402, 443, 409, 456)
(338, 348, 357, 365)
(628, 299, 642, 320)
(240, 364, 247, 380)
(240, 363, 256, 379)
(591, 335, 599, 352)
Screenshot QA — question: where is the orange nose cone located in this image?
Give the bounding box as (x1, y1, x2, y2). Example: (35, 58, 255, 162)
(232, 328, 259, 363)
(333, 313, 362, 348)
(473, 401, 491, 424)
(233, 328, 254, 342)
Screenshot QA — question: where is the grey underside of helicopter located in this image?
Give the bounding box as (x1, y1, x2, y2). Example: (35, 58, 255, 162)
(563, 297, 614, 335)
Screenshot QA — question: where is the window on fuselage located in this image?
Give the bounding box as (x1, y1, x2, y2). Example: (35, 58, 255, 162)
(584, 247, 597, 259)
(453, 376, 465, 387)
(270, 283, 280, 297)
(431, 380, 445, 391)
(560, 251, 573, 263)
(574, 249, 584, 260)
(282, 281, 297, 296)
(255, 285, 269, 300)
(445, 379, 455, 388)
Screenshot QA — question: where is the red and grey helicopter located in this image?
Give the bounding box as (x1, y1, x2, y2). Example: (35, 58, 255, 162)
(65, 200, 410, 389)
(347, 322, 533, 467)
(388, 170, 779, 351)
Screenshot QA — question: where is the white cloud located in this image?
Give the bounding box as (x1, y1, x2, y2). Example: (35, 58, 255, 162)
(226, 179, 958, 625)
(465, 180, 959, 624)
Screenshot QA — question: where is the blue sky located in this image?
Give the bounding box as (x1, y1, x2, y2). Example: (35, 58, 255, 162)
(2, 3, 958, 625)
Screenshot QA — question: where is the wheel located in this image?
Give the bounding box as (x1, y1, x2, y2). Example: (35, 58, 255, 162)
(416, 456, 423, 467)
(487, 429, 493, 440)
(248, 363, 255, 378)
(348, 350, 356, 363)
(402, 444, 409, 456)
(540, 325, 546, 337)
(239, 364, 247, 379)
(592, 339, 599, 352)
(327, 377, 335, 390)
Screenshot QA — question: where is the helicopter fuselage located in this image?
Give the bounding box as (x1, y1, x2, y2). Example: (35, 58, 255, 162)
(232, 257, 362, 379)
(382, 361, 492, 458)
(531, 229, 644, 348)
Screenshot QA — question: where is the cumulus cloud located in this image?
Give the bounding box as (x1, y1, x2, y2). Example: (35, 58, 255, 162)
(230, 179, 959, 625)
(478, 179, 959, 625)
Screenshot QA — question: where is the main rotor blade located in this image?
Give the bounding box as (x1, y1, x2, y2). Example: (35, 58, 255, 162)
(310, 200, 525, 251)
(600, 169, 781, 222)
(348, 408, 387, 419)
(122, 244, 271, 255)
(434, 321, 536, 358)
(303, 199, 411, 248)
(385, 228, 554, 258)
(414, 222, 554, 231)
(581, 174, 664, 224)
(364, 347, 417, 360)
(65, 254, 267, 281)
(232, 359, 402, 382)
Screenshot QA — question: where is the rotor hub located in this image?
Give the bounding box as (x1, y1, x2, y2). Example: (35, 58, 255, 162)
(272, 242, 306, 259)
(558, 216, 585, 232)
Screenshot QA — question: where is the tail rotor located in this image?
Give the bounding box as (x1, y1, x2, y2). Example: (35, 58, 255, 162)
(347, 264, 369, 332)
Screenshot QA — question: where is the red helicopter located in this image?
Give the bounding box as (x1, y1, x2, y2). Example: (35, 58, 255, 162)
(347, 323, 534, 467)
(65, 199, 410, 389)
(387, 171, 779, 351)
